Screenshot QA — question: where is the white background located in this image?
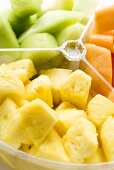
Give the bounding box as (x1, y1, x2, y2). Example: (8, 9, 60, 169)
(0, 0, 11, 12)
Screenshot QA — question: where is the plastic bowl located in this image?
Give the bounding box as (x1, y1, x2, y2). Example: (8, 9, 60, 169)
(0, 42, 114, 170)
(0, 1, 114, 169)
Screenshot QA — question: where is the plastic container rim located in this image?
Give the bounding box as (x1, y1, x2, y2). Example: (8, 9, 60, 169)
(0, 139, 114, 169)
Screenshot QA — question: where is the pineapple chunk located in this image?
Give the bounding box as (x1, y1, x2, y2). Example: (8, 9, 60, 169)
(19, 98, 57, 145)
(29, 129, 70, 162)
(85, 147, 106, 163)
(8, 59, 37, 83)
(87, 94, 114, 127)
(0, 98, 31, 148)
(55, 102, 76, 111)
(39, 68, 72, 106)
(55, 109, 87, 136)
(100, 116, 114, 161)
(60, 70, 92, 109)
(25, 75, 53, 108)
(1, 118, 32, 149)
(63, 118, 98, 163)
(0, 64, 25, 105)
(0, 98, 18, 134)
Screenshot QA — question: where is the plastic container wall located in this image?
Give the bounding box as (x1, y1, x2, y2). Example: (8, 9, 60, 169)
(0, 1, 113, 169)
(0, 45, 114, 170)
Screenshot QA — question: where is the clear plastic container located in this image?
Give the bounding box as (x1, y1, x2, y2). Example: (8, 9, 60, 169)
(0, 1, 114, 169)
(81, 0, 114, 97)
(0, 41, 114, 170)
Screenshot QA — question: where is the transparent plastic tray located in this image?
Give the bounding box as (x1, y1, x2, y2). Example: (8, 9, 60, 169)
(0, 1, 114, 170)
(80, 0, 114, 102)
(0, 43, 113, 170)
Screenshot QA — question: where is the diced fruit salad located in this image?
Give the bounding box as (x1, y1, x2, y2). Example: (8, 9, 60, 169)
(0, 0, 98, 48)
(1, 58, 114, 164)
(86, 5, 114, 87)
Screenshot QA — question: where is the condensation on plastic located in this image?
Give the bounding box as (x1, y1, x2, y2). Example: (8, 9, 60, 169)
(0, 0, 114, 170)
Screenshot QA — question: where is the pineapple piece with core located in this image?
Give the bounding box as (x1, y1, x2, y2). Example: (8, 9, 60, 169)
(40, 68, 72, 106)
(25, 75, 53, 108)
(55, 109, 87, 136)
(19, 98, 57, 145)
(29, 129, 70, 162)
(60, 70, 92, 109)
(0, 98, 31, 148)
(8, 59, 37, 83)
(63, 118, 98, 163)
(0, 64, 25, 105)
(87, 94, 114, 127)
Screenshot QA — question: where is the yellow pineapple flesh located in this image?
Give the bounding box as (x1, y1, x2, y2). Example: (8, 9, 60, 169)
(85, 147, 106, 163)
(0, 64, 25, 105)
(55, 109, 87, 136)
(39, 68, 72, 106)
(55, 102, 76, 111)
(29, 129, 70, 162)
(25, 75, 53, 108)
(19, 98, 57, 145)
(0, 98, 31, 148)
(87, 94, 114, 127)
(63, 118, 98, 163)
(100, 116, 114, 161)
(60, 70, 92, 109)
(8, 59, 37, 83)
